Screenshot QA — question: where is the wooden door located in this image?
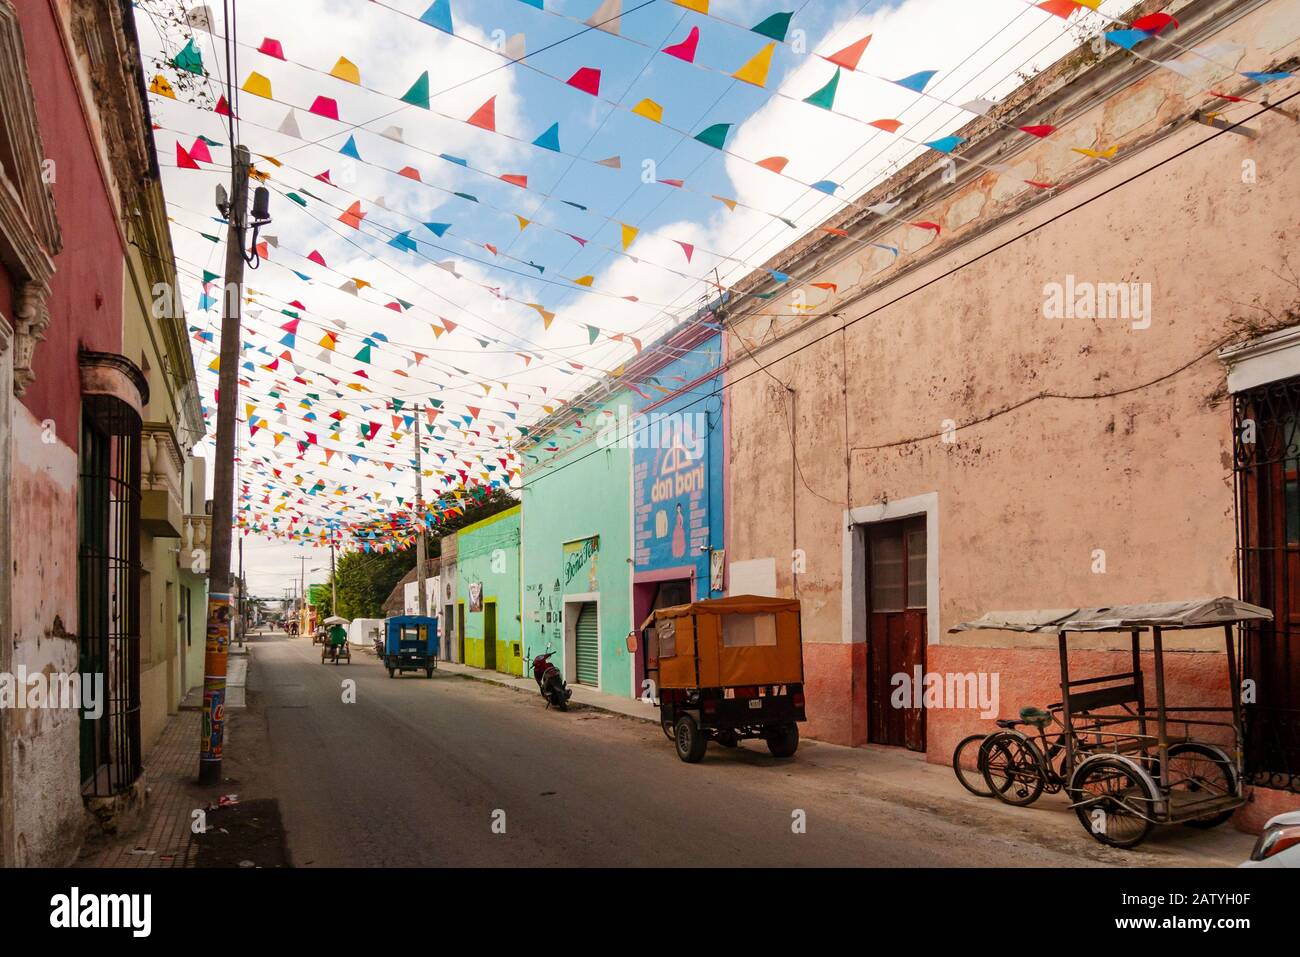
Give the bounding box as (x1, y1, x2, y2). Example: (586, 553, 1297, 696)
(484, 600, 498, 670)
(866, 516, 927, 751)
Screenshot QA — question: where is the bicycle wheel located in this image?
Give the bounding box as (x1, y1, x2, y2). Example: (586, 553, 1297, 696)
(981, 731, 1045, 806)
(952, 734, 993, 797)
(1068, 756, 1154, 848)
(1167, 743, 1237, 829)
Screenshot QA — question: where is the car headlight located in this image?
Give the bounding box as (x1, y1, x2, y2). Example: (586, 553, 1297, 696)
(1251, 823, 1300, 862)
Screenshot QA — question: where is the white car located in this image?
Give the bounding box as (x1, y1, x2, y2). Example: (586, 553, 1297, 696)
(1241, 810, 1300, 867)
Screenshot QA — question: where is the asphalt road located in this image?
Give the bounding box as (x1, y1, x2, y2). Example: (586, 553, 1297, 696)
(245, 633, 1093, 867)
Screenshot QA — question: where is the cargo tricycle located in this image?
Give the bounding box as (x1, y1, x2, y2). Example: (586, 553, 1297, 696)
(951, 597, 1271, 847)
(642, 595, 806, 763)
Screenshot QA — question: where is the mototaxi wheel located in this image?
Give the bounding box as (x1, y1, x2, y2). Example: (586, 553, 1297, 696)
(675, 714, 707, 763)
(764, 722, 799, 758)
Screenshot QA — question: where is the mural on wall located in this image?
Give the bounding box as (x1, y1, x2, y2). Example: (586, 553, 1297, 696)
(632, 334, 724, 593)
(525, 578, 564, 652)
(468, 581, 483, 613)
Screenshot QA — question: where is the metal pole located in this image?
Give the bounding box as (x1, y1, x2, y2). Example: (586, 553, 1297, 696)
(236, 532, 244, 647)
(330, 531, 337, 615)
(1057, 631, 1075, 774)
(1152, 626, 1169, 790)
(414, 402, 428, 617)
(300, 555, 307, 635)
(1224, 622, 1243, 775)
(199, 145, 250, 785)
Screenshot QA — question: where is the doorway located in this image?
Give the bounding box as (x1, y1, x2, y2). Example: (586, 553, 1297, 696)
(633, 579, 692, 695)
(484, 600, 498, 671)
(570, 600, 600, 687)
(866, 516, 927, 751)
(1234, 379, 1300, 791)
(457, 601, 466, 663)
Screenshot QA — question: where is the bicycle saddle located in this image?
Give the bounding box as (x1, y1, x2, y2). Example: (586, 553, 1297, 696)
(1019, 706, 1053, 729)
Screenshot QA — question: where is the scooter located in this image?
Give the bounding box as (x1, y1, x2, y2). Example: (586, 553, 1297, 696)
(531, 647, 572, 711)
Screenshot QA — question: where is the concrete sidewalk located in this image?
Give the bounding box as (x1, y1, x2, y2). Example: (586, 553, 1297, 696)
(81, 633, 278, 868)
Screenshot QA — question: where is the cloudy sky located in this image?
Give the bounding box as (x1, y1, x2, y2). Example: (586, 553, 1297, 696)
(133, 0, 1134, 597)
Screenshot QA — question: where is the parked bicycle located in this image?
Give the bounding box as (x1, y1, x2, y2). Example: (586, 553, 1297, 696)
(951, 705, 1082, 802)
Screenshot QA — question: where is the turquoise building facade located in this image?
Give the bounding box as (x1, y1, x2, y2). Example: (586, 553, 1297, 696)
(455, 505, 523, 676)
(520, 393, 634, 698)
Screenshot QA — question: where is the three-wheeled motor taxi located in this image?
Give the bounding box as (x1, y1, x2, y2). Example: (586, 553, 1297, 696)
(643, 595, 806, 763)
(382, 615, 438, 678)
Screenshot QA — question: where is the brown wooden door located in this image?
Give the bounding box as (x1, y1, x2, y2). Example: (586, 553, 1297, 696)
(866, 517, 927, 751)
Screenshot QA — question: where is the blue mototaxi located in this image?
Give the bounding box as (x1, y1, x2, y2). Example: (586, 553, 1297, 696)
(383, 615, 438, 678)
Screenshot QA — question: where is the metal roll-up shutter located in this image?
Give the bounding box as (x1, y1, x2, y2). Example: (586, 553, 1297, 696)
(575, 602, 599, 686)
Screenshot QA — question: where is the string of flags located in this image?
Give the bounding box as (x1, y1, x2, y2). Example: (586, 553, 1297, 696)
(157, 0, 1292, 539)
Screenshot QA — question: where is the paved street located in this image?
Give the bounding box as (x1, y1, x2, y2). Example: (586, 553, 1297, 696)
(230, 633, 1253, 867)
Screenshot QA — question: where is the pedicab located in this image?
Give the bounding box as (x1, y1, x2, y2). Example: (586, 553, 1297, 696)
(320, 616, 351, 664)
(950, 597, 1271, 847)
(383, 615, 438, 678)
(642, 595, 806, 763)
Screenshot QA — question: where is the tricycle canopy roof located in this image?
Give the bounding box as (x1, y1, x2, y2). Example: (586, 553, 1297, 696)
(323, 615, 349, 625)
(640, 594, 801, 631)
(950, 597, 1272, 635)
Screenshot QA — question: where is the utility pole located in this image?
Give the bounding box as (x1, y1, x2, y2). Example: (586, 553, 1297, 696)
(236, 533, 244, 647)
(199, 144, 250, 786)
(300, 554, 308, 634)
(413, 402, 428, 618)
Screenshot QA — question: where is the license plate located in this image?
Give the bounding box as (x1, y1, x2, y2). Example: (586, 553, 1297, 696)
(748, 699, 762, 710)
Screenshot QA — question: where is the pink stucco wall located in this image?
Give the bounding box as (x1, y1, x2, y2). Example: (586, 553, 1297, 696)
(724, 1, 1300, 829)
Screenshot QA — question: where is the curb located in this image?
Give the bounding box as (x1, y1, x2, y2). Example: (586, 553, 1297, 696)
(440, 662, 658, 725)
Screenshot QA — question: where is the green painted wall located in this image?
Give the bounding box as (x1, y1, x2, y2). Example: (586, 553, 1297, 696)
(455, 505, 523, 676)
(521, 393, 633, 698)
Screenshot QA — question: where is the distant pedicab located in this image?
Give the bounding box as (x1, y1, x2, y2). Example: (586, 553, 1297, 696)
(321, 615, 351, 665)
(949, 597, 1269, 848)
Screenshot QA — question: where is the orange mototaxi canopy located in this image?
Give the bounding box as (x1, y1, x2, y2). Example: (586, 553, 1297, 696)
(639, 594, 802, 631)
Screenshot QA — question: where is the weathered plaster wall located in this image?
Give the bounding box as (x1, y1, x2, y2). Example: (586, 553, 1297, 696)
(7, 404, 82, 866)
(139, 534, 180, 757)
(726, 0, 1300, 772)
